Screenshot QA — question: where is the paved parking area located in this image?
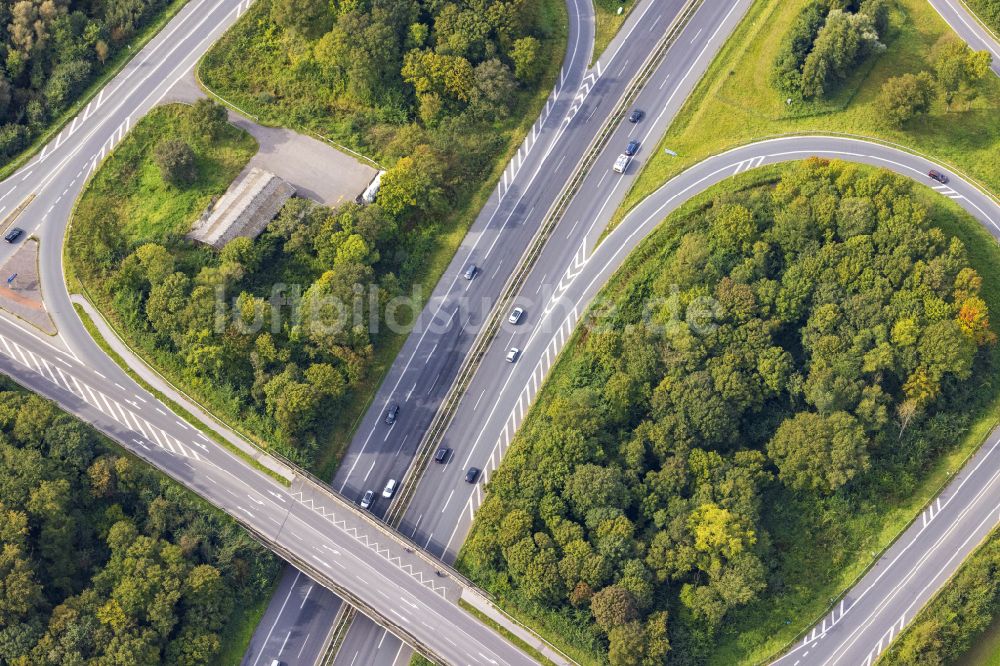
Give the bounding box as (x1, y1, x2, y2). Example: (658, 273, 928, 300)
(165, 75, 378, 207)
(230, 116, 378, 207)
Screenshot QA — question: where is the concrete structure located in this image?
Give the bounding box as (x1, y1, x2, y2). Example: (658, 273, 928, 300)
(188, 167, 294, 249)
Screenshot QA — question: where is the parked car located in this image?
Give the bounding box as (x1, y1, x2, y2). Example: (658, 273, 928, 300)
(625, 139, 640, 156)
(464, 264, 477, 280)
(508, 307, 524, 324)
(360, 490, 375, 509)
(465, 467, 481, 483)
(506, 347, 520, 363)
(613, 154, 631, 174)
(4, 227, 23, 243)
(628, 109, 643, 123)
(382, 479, 397, 498)
(384, 403, 399, 425)
(434, 447, 451, 463)
(928, 169, 949, 184)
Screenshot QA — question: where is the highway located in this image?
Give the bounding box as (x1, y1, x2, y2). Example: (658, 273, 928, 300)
(0, 0, 993, 663)
(928, 0, 1000, 75)
(262, 0, 721, 662)
(304, 1, 759, 664)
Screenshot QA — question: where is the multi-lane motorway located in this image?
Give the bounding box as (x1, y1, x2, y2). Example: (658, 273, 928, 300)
(262, 0, 757, 663)
(0, 0, 996, 663)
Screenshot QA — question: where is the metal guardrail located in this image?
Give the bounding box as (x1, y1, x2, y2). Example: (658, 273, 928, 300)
(319, 605, 355, 666)
(237, 513, 454, 665)
(384, 0, 704, 527)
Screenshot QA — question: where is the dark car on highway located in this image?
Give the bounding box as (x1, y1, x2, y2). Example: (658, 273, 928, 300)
(434, 447, 451, 463)
(628, 109, 643, 123)
(625, 139, 640, 156)
(4, 227, 24, 243)
(928, 169, 949, 184)
(384, 403, 399, 425)
(465, 467, 480, 483)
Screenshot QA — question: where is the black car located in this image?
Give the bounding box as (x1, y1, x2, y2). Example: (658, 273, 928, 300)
(4, 227, 24, 243)
(434, 447, 451, 463)
(384, 403, 399, 425)
(625, 139, 640, 156)
(465, 467, 481, 483)
(627, 109, 643, 123)
(928, 169, 949, 184)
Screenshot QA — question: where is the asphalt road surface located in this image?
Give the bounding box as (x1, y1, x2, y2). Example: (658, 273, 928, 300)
(927, 0, 1000, 76)
(0, 0, 993, 663)
(259, 0, 718, 661)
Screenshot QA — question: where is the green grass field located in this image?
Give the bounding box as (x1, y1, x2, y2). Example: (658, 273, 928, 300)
(957, 618, 1000, 666)
(73, 104, 256, 244)
(615, 0, 1000, 232)
(593, 0, 636, 63)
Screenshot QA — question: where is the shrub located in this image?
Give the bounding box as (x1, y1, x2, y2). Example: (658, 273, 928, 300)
(875, 71, 937, 127)
(154, 139, 198, 186)
(188, 99, 229, 140)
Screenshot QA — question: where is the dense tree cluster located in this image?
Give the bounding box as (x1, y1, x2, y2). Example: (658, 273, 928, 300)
(281, 0, 541, 115)
(882, 525, 1000, 665)
(75, 181, 404, 463)
(873, 35, 992, 127)
(0, 0, 171, 162)
(200, 0, 557, 275)
(461, 160, 995, 663)
(0, 382, 277, 664)
(771, 0, 888, 99)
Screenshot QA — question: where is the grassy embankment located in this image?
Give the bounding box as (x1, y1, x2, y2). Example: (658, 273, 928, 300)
(593, 0, 635, 63)
(964, 0, 1000, 34)
(457, 163, 1000, 664)
(612, 0, 1000, 233)
(957, 620, 1000, 666)
(197, 0, 569, 478)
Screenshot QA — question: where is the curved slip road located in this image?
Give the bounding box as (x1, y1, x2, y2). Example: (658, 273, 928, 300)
(421, 134, 999, 666)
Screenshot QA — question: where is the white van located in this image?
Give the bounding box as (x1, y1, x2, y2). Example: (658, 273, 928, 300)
(382, 479, 398, 498)
(613, 154, 631, 174)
